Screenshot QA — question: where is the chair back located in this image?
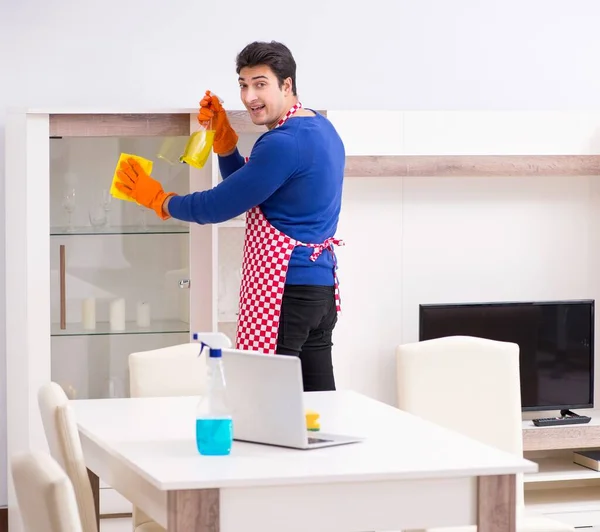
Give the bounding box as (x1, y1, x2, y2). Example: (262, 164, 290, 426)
(129, 335, 231, 398)
(396, 335, 524, 506)
(11, 451, 83, 532)
(38, 382, 98, 532)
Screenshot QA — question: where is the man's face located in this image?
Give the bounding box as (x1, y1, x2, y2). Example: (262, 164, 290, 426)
(238, 65, 291, 127)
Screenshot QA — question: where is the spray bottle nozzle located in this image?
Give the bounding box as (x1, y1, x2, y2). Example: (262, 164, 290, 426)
(193, 332, 229, 358)
(198, 340, 222, 358)
(199, 341, 208, 358)
(208, 91, 224, 104)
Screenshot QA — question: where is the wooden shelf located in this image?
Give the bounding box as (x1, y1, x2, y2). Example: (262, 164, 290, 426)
(344, 154, 600, 178)
(525, 486, 600, 514)
(50, 113, 190, 137)
(525, 456, 600, 483)
(523, 416, 600, 451)
(49, 110, 328, 137)
(48, 112, 600, 179)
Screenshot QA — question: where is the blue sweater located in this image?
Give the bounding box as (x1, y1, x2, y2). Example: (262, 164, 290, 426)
(167, 112, 345, 285)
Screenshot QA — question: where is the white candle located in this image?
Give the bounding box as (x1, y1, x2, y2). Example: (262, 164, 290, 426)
(82, 297, 96, 330)
(136, 301, 151, 328)
(109, 298, 126, 331)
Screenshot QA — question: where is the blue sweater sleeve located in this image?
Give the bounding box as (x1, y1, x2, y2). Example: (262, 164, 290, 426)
(167, 131, 299, 224)
(218, 148, 245, 179)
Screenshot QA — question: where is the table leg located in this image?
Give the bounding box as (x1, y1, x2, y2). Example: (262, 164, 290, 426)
(87, 468, 100, 531)
(477, 474, 516, 532)
(167, 489, 219, 532)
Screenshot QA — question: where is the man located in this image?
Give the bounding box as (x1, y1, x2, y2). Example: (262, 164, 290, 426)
(116, 41, 346, 392)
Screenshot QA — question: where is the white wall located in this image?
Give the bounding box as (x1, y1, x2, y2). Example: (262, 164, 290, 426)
(4, 0, 600, 507)
(334, 172, 600, 402)
(331, 110, 600, 406)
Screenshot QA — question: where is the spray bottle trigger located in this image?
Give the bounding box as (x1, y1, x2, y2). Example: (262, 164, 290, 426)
(199, 341, 207, 358)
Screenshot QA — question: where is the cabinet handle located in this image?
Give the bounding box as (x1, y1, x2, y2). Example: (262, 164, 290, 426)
(60, 244, 66, 329)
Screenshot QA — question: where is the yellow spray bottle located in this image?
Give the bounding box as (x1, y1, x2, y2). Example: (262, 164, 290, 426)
(180, 92, 223, 169)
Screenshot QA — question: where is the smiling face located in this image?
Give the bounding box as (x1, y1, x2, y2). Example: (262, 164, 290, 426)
(238, 65, 295, 129)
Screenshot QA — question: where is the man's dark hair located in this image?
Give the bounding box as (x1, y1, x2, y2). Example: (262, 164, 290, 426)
(236, 41, 297, 96)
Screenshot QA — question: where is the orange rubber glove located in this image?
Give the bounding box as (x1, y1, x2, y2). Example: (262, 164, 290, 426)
(115, 158, 175, 220)
(197, 90, 238, 155)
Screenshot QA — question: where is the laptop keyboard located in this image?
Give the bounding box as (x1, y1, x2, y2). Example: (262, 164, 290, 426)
(308, 436, 333, 444)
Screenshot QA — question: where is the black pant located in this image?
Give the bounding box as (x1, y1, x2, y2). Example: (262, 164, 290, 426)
(276, 284, 338, 392)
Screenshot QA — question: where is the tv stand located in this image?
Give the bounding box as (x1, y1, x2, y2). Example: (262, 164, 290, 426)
(522, 409, 600, 528)
(560, 409, 584, 418)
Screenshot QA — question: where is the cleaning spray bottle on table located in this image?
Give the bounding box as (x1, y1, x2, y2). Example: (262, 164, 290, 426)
(194, 338, 233, 456)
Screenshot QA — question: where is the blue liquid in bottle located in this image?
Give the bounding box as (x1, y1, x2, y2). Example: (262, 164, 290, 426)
(195, 344, 233, 456)
(196, 418, 233, 456)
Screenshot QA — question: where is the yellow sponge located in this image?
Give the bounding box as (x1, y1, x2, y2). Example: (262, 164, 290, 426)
(110, 153, 153, 202)
(305, 409, 320, 432)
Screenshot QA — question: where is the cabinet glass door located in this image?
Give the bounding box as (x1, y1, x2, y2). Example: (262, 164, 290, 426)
(49, 134, 191, 399)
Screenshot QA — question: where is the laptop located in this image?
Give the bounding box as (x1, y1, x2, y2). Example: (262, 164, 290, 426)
(220, 348, 364, 450)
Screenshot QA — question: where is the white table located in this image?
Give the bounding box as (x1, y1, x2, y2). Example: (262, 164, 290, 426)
(71, 390, 536, 532)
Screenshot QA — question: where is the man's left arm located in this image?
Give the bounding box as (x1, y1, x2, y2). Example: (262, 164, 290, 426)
(165, 132, 299, 224)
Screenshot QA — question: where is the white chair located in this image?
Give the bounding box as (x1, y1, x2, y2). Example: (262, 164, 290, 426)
(128, 333, 232, 531)
(129, 334, 231, 398)
(38, 382, 98, 532)
(396, 335, 574, 532)
(11, 451, 83, 532)
(38, 382, 163, 532)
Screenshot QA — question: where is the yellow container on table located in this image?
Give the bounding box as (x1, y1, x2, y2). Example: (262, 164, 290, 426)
(305, 409, 320, 432)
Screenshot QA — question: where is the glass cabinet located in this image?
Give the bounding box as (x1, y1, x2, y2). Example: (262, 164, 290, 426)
(49, 134, 193, 400)
(5, 108, 261, 521)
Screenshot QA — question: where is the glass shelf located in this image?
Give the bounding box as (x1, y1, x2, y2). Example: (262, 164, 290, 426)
(50, 225, 189, 236)
(51, 319, 190, 337)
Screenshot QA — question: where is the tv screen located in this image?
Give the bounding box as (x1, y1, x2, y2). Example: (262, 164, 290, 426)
(419, 300, 595, 412)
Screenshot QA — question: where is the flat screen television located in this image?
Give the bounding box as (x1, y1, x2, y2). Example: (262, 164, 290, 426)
(419, 300, 595, 412)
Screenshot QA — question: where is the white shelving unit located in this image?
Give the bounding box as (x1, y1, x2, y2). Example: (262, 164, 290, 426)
(4, 108, 262, 528)
(522, 413, 600, 527)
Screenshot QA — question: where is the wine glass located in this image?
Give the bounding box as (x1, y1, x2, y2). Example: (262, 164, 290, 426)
(101, 189, 112, 227)
(138, 204, 148, 231)
(62, 187, 76, 232)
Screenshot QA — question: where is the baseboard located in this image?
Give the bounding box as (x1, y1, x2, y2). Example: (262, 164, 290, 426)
(0, 507, 7, 532)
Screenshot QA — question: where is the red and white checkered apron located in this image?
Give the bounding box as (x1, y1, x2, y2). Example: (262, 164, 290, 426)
(235, 103, 344, 354)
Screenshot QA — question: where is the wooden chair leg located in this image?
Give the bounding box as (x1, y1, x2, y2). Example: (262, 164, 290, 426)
(87, 468, 100, 531)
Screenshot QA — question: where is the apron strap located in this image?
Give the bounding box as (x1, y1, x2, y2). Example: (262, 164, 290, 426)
(242, 103, 302, 164)
(304, 237, 345, 262)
